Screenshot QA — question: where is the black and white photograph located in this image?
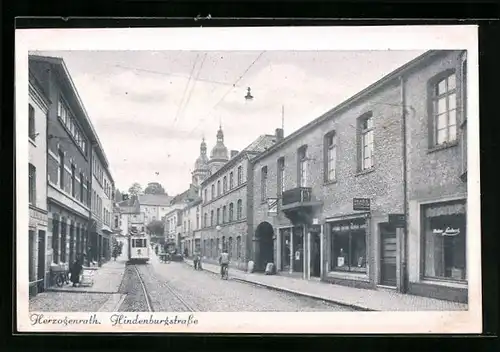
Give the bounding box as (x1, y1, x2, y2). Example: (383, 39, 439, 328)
(16, 25, 481, 333)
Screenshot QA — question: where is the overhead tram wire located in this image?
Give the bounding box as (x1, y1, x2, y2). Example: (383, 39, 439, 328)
(172, 54, 200, 126)
(113, 64, 241, 87)
(185, 50, 266, 138)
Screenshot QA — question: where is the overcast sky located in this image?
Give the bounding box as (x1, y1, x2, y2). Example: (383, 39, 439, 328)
(33, 50, 425, 196)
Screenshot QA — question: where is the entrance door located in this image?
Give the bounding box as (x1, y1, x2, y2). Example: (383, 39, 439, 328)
(310, 232, 321, 277)
(380, 226, 397, 287)
(37, 230, 46, 293)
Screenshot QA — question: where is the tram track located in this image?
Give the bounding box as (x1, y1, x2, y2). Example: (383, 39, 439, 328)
(131, 263, 198, 312)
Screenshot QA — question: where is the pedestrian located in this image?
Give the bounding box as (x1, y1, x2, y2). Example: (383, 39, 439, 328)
(184, 247, 189, 258)
(70, 255, 83, 287)
(194, 249, 202, 270)
(218, 247, 229, 279)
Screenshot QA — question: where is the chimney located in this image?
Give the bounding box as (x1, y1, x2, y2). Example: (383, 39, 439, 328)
(275, 128, 284, 141)
(230, 150, 239, 158)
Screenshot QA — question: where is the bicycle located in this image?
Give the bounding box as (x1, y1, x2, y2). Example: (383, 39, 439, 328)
(52, 270, 70, 287)
(221, 265, 229, 280)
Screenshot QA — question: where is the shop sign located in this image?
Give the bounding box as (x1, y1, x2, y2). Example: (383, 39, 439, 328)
(388, 213, 406, 228)
(433, 227, 460, 236)
(331, 222, 367, 232)
(309, 224, 321, 233)
(353, 198, 370, 211)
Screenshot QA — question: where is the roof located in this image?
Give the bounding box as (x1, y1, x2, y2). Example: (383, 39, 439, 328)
(201, 134, 278, 185)
(29, 54, 112, 180)
(170, 184, 199, 205)
(137, 194, 173, 206)
(251, 50, 446, 164)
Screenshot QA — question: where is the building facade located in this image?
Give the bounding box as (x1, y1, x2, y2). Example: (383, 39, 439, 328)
(164, 206, 185, 249)
(28, 71, 50, 296)
(30, 55, 94, 279)
(89, 148, 115, 264)
(405, 50, 468, 303)
(137, 194, 173, 226)
(200, 131, 278, 270)
(180, 199, 202, 257)
(249, 50, 468, 302)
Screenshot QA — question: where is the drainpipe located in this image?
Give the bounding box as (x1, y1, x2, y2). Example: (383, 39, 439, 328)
(400, 76, 409, 294)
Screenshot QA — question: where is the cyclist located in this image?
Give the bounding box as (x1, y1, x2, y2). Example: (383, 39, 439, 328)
(218, 247, 229, 279)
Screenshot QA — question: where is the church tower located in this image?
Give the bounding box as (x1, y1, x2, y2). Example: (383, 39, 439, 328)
(208, 124, 229, 174)
(191, 137, 210, 187)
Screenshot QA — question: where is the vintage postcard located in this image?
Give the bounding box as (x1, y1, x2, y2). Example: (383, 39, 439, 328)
(16, 25, 481, 333)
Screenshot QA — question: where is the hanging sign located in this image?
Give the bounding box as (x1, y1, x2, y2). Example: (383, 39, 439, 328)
(267, 198, 278, 216)
(353, 198, 370, 211)
(433, 227, 461, 236)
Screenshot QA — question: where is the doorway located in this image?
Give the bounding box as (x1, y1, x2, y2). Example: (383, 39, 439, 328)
(380, 224, 397, 287)
(37, 230, 46, 293)
(280, 229, 291, 271)
(255, 222, 275, 271)
(310, 231, 321, 278)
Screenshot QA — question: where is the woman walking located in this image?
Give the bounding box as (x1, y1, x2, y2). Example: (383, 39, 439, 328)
(70, 255, 83, 287)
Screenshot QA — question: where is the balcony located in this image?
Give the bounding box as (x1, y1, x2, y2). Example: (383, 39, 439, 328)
(282, 187, 312, 206)
(281, 187, 322, 225)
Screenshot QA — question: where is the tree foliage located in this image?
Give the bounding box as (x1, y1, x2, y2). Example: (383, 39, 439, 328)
(128, 182, 143, 196)
(147, 220, 165, 235)
(144, 182, 167, 195)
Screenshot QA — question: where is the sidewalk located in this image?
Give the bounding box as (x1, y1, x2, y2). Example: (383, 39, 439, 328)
(30, 254, 127, 312)
(184, 259, 468, 312)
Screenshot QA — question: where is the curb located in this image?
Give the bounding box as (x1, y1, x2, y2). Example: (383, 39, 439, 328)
(230, 277, 375, 312)
(184, 261, 374, 312)
(46, 288, 119, 294)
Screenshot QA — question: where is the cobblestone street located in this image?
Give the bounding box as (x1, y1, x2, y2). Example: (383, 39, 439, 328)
(117, 256, 354, 312)
(29, 292, 110, 312)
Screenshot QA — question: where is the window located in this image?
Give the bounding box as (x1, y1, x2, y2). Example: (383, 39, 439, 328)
(228, 237, 233, 258)
(432, 72, 457, 146)
(229, 203, 234, 222)
(422, 201, 467, 281)
(237, 199, 242, 220)
(216, 208, 220, 225)
(29, 104, 36, 140)
(229, 172, 234, 189)
(29, 163, 36, 205)
(86, 180, 91, 205)
(58, 150, 64, 189)
(236, 236, 242, 259)
(330, 219, 367, 273)
(71, 165, 76, 197)
(460, 55, 468, 177)
(261, 166, 268, 202)
(325, 132, 337, 181)
(277, 157, 286, 196)
(237, 166, 242, 185)
(298, 146, 308, 187)
(223, 176, 227, 193)
(359, 113, 374, 170)
(210, 210, 214, 227)
(203, 213, 207, 228)
(196, 214, 199, 229)
(222, 206, 227, 223)
(204, 189, 208, 202)
(217, 180, 221, 196)
(80, 173, 84, 202)
(211, 184, 215, 198)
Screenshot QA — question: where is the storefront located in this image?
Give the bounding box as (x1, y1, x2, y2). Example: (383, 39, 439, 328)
(29, 207, 48, 297)
(408, 199, 467, 302)
(324, 213, 372, 289)
(276, 226, 305, 278)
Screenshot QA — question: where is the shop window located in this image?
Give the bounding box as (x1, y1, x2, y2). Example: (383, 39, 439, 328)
(280, 228, 291, 271)
(292, 226, 304, 273)
(330, 220, 367, 273)
(422, 201, 467, 281)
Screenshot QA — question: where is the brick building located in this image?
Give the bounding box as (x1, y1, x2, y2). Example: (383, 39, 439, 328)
(28, 70, 50, 296)
(199, 130, 278, 270)
(30, 54, 114, 281)
(405, 50, 468, 303)
(249, 50, 468, 302)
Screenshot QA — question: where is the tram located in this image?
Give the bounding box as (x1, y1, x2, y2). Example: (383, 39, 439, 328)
(127, 226, 150, 264)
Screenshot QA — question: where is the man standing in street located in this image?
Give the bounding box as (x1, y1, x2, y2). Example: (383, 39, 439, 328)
(219, 247, 229, 278)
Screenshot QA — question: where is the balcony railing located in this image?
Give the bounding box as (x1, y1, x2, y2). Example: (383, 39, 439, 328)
(282, 187, 312, 206)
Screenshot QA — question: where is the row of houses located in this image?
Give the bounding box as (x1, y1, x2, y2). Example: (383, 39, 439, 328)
(173, 50, 469, 303)
(28, 55, 116, 297)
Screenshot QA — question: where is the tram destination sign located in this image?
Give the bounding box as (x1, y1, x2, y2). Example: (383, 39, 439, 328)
(353, 198, 370, 211)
